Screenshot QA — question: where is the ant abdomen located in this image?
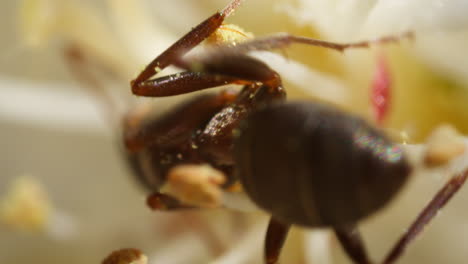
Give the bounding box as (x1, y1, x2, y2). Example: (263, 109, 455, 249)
(235, 101, 412, 227)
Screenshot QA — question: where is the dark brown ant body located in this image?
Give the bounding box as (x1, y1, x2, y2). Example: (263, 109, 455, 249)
(235, 101, 410, 228)
(66, 0, 468, 263)
(121, 0, 416, 263)
(121, 0, 413, 260)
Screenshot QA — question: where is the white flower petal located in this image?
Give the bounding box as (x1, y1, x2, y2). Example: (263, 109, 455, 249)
(106, 0, 176, 66)
(413, 31, 468, 85)
(362, 0, 468, 36)
(251, 51, 349, 104)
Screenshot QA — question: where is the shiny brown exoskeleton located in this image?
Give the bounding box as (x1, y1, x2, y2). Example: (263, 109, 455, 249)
(120, 0, 413, 263)
(236, 102, 410, 228)
(235, 102, 412, 264)
(64, 0, 468, 264)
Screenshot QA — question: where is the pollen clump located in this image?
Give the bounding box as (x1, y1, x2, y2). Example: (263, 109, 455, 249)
(424, 124, 466, 167)
(0, 176, 52, 232)
(162, 164, 226, 208)
(206, 23, 253, 46)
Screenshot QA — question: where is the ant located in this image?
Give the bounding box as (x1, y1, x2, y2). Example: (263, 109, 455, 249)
(67, 0, 468, 263)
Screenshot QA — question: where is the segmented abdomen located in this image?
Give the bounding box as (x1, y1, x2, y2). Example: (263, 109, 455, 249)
(235, 102, 411, 227)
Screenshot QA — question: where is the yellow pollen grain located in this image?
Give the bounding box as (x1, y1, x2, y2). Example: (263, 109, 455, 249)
(206, 24, 254, 46)
(0, 176, 52, 232)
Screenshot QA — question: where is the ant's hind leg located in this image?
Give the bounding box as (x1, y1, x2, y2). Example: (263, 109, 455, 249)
(264, 218, 291, 264)
(382, 168, 468, 264)
(334, 224, 373, 264)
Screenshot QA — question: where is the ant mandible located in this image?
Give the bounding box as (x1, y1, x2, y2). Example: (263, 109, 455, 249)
(119, 0, 468, 264)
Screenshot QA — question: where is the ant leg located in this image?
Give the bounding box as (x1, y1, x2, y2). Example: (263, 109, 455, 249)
(170, 32, 411, 93)
(131, 63, 283, 172)
(164, 58, 285, 165)
(124, 90, 237, 152)
(131, 55, 280, 98)
(131, 0, 243, 88)
(334, 225, 373, 264)
(382, 168, 468, 264)
(177, 53, 283, 90)
(132, 71, 238, 97)
(264, 218, 291, 264)
(170, 32, 412, 95)
(146, 192, 195, 210)
(191, 31, 413, 58)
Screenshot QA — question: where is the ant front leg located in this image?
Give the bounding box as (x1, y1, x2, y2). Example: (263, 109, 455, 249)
(130, 0, 244, 95)
(132, 71, 239, 97)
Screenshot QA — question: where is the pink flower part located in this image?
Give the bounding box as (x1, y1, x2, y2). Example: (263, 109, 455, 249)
(371, 52, 392, 125)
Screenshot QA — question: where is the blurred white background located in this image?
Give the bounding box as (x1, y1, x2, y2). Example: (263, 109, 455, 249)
(1, 0, 468, 264)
